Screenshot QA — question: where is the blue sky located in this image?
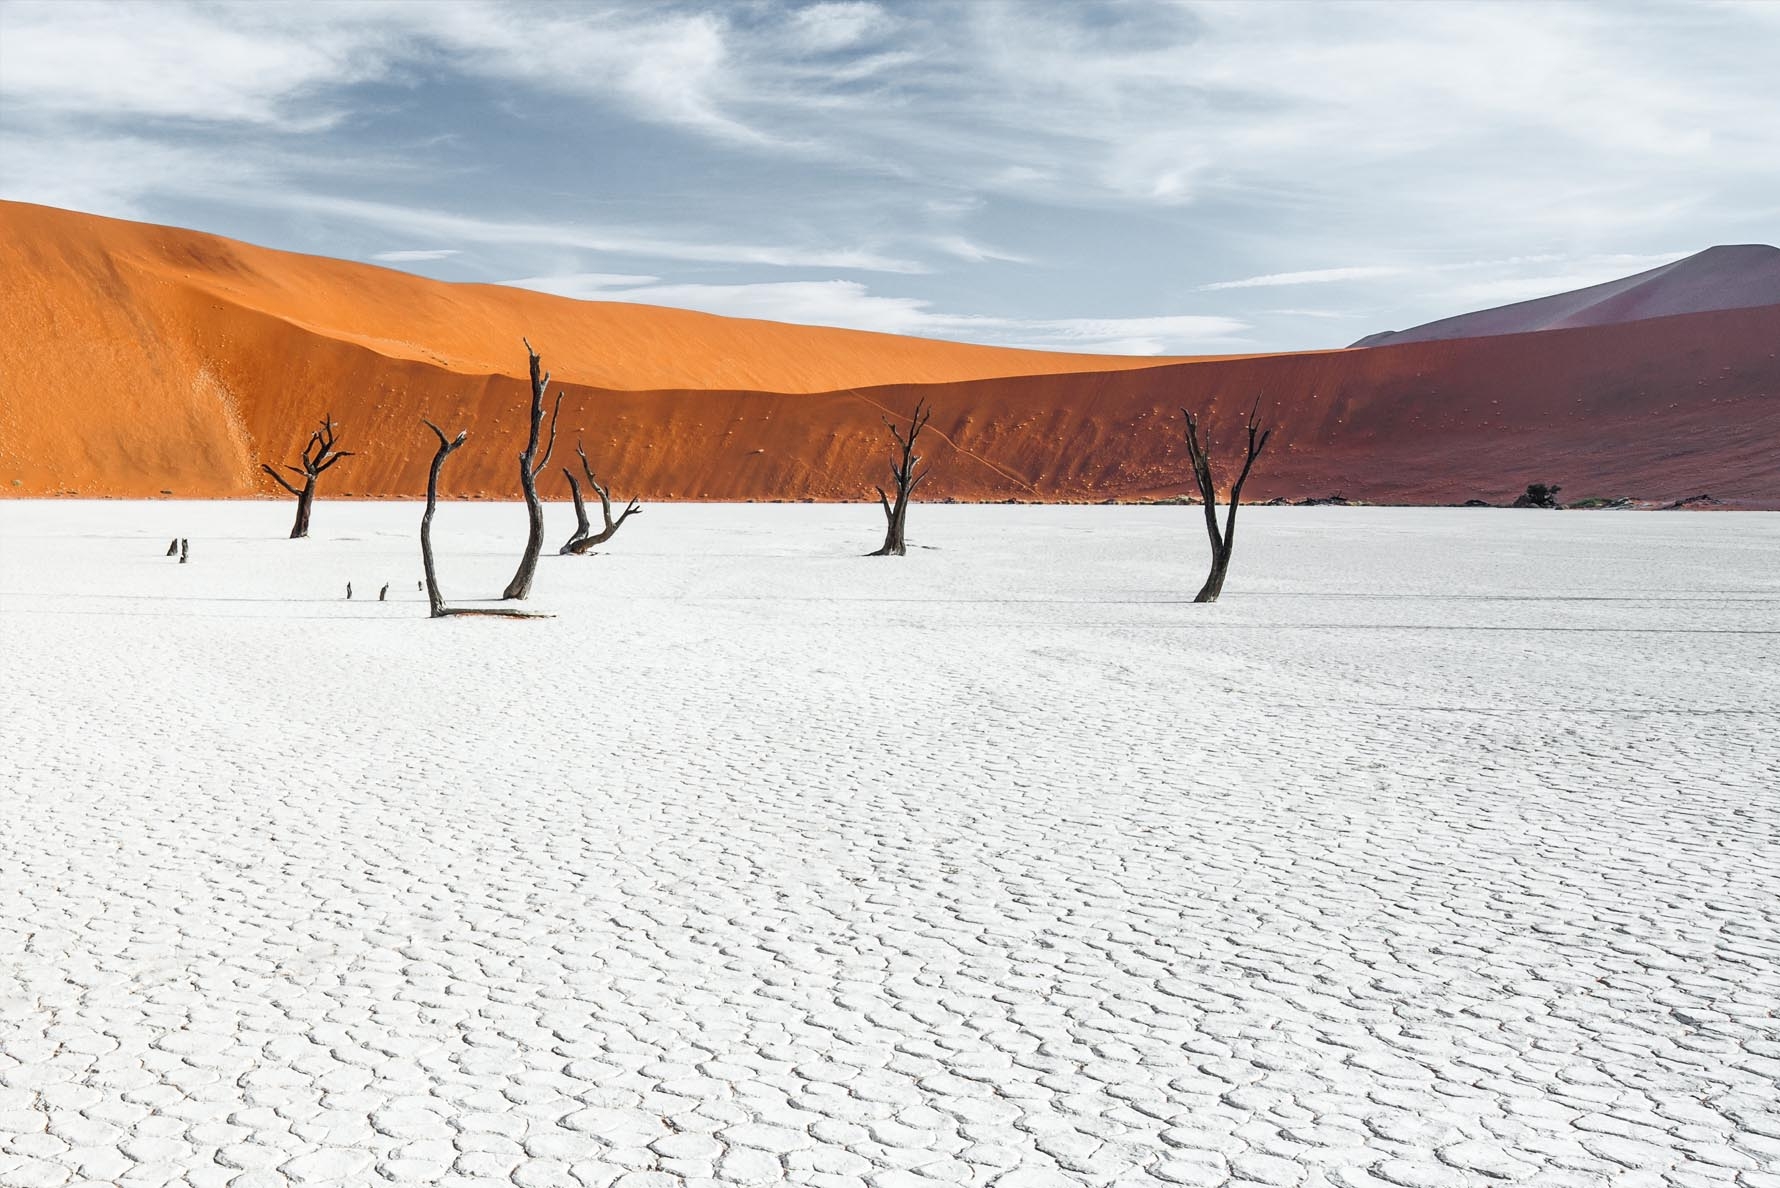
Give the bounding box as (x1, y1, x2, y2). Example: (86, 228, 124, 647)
(2, 0, 1775, 354)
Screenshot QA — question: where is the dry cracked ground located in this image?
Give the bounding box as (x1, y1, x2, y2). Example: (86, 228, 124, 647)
(1, 502, 1776, 1188)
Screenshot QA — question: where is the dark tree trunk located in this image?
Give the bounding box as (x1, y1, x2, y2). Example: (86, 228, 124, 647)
(263, 415, 351, 539)
(874, 489, 911, 556)
(290, 477, 316, 539)
(502, 340, 563, 601)
(506, 454, 546, 597)
(1181, 398, 1272, 603)
(868, 401, 932, 557)
(559, 467, 591, 553)
(1193, 546, 1233, 603)
(421, 418, 552, 620)
(560, 443, 641, 555)
(421, 421, 466, 619)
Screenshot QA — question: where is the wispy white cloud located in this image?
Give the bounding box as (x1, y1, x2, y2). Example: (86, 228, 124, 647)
(1201, 266, 1409, 291)
(0, 125, 929, 273)
(0, 0, 388, 129)
(786, 2, 894, 53)
(501, 274, 1249, 355)
(1, 1, 1772, 351)
(928, 235, 1031, 265)
(0, 132, 243, 218)
(371, 249, 461, 262)
(257, 192, 926, 272)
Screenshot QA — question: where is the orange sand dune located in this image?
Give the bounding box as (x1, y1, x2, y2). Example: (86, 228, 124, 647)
(3, 201, 1777, 507)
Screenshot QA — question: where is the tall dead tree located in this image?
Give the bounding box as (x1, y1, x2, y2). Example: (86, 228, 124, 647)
(869, 401, 932, 556)
(262, 415, 352, 538)
(421, 419, 547, 620)
(560, 442, 642, 554)
(420, 420, 467, 619)
(1181, 397, 1272, 603)
(501, 339, 564, 600)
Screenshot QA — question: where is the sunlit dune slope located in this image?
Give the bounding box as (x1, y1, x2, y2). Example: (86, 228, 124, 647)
(3, 201, 1777, 506)
(0, 200, 1183, 389)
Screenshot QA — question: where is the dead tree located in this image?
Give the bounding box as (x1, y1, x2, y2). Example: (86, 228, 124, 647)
(500, 339, 564, 600)
(421, 420, 466, 618)
(560, 442, 641, 554)
(421, 419, 549, 620)
(869, 400, 932, 556)
(262, 415, 352, 538)
(1181, 397, 1272, 603)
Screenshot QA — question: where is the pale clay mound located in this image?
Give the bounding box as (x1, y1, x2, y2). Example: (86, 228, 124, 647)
(1, 502, 1777, 1188)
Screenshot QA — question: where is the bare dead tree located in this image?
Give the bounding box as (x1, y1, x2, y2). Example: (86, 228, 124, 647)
(868, 400, 932, 556)
(560, 442, 642, 554)
(421, 420, 466, 618)
(262, 415, 352, 538)
(500, 339, 565, 600)
(1181, 397, 1272, 603)
(421, 419, 550, 620)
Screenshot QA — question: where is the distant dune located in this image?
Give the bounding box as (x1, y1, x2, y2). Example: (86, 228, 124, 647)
(1352, 245, 1780, 347)
(4, 201, 1777, 506)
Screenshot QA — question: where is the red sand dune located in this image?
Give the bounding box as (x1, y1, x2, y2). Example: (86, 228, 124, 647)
(1353, 245, 1780, 347)
(3, 201, 1777, 507)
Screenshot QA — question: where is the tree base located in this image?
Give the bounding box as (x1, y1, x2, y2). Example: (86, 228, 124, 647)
(432, 606, 554, 619)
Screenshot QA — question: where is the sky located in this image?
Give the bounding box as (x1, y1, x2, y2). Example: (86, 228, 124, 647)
(1, 0, 1776, 355)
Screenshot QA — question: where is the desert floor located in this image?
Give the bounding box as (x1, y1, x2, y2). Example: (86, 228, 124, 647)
(1, 501, 1776, 1188)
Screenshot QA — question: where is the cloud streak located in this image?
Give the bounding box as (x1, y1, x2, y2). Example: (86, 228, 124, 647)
(1200, 266, 1409, 291)
(370, 249, 461, 262)
(1, 1, 1772, 351)
(501, 274, 1249, 355)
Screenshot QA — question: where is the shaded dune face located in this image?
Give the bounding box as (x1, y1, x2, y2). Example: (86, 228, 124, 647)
(1352, 245, 1780, 348)
(4, 201, 1778, 506)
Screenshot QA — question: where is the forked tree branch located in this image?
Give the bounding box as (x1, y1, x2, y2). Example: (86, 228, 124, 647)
(421, 417, 551, 618)
(260, 464, 303, 496)
(560, 439, 643, 555)
(869, 399, 932, 556)
(1180, 396, 1273, 603)
(264, 413, 352, 537)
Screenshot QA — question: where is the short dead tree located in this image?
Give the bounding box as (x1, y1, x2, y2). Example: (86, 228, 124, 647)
(560, 442, 641, 555)
(421, 419, 549, 620)
(1181, 397, 1272, 603)
(262, 415, 352, 538)
(501, 339, 565, 601)
(869, 400, 932, 556)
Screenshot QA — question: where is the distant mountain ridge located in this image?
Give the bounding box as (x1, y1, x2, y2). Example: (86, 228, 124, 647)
(1352, 244, 1780, 347)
